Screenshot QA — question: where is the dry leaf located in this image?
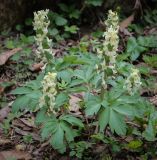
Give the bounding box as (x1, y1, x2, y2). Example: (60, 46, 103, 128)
(120, 13, 135, 31)
(29, 62, 44, 71)
(19, 118, 36, 128)
(0, 106, 11, 122)
(69, 95, 81, 113)
(0, 150, 32, 160)
(15, 144, 26, 151)
(14, 127, 40, 141)
(0, 48, 22, 65)
(149, 95, 157, 106)
(0, 86, 4, 94)
(0, 138, 11, 146)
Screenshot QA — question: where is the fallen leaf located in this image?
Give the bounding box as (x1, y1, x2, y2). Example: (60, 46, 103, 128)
(120, 13, 135, 31)
(14, 127, 40, 141)
(0, 150, 31, 160)
(15, 144, 26, 151)
(0, 106, 11, 122)
(0, 137, 11, 146)
(29, 62, 44, 71)
(0, 86, 4, 94)
(69, 95, 81, 113)
(149, 95, 157, 106)
(0, 48, 22, 66)
(19, 118, 36, 128)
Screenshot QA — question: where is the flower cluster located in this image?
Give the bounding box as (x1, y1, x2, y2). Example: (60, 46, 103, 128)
(97, 10, 119, 71)
(39, 72, 57, 112)
(96, 10, 119, 88)
(124, 68, 142, 95)
(33, 9, 52, 61)
(103, 10, 119, 68)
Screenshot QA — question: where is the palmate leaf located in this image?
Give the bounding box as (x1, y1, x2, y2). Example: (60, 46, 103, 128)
(112, 104, 133, 116)
(60, 115, 84, 128)
(41, 119, 58, 139)
(11, 87, 33, 95)
(50, 125, 66, 153)
(126, 37, 147, 61)
(142, 121, 156, 141)
(98, 107, 127, 135)
(12, 90, 42, 112)
(85, 96, 102, 116)
(85, 102, 101, 116)
(12, 95, 30, 112)
(60, 121, 76, 142)
(109, 109, 127, 135)
(98, 107, 110, 132)
(55, 92, 69, 108)
(12, 79, 42, 112)
(55, 16, 67, 26)
(41, 115, 83, 153)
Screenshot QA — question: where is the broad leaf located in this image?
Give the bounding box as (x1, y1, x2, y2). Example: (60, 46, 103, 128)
(55, 93, 69, 108)
(126, 37, 146, 61)
(61, 115, 84, 128)
(112, 104, 133, 116)
(55, 16, 67, 26)
(12, 96, 30, 112)
(11, 87, 32, 95)
(50, 125, 66, 153)
(85, 96, 101, 116)
(98, 107, 110, 132)
(60, 121, 75, 142)
(109, 109, 126, 135)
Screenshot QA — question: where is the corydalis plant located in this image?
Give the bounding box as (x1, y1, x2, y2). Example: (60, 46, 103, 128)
(12, 9, 155, 156)
(124, 68, 142, 95)
(39, 72, 57, 113)
(97, 10, 119, 71)
(33, 9, 53, 61)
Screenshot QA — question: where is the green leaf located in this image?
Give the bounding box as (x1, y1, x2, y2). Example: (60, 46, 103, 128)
(142, 121, 156, 141)
(26, 91, 42, 99)
(61, 115, 84, 128)
(57, 70, 73, 83)
(12, 96, 30, 112)
(126, 37, 146, 61)
(112, 104, 133, 116)
(41, 119, 58, 139)
(35, 109, 52, 124)
(67, 86, 87, 93)
(5, 40, 15, 49)
(69, 10, 80, 19)
(50, 125, 66, 153)
(55, 16, 67, 26)
(98, 107, 110, 132)
(11, 87, 32, 95)
(60, 121, 75, 142)
(58, 3, 68, 12)
(85, 0, 103, 6)
(85, 96, 101, 116)
(64, 25, 79, 34)
(25, 80, 41, 90)
(49, 28, 59, 36)
(55, 93, 69, 108)
(127, 140, 143, 149)
(109, 109, 126, 135)
(25, 18, 32, 26)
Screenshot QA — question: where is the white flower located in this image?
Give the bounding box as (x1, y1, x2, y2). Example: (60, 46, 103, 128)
(103, 10, 119, 68)
(39, 72, 57, 112)
(124, 68, 142, 95)
(96, 10, 119, 74)
(33, 9, 52, 61)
